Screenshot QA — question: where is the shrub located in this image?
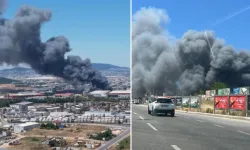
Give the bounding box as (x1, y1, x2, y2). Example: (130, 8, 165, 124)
(206, 108, 213, 113)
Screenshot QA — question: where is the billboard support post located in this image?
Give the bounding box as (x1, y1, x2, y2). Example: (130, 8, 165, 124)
(199, 95, 202, 112)
(181, 95, 183, 110)
(228, 95, 229, 115)
(189, 95, 191, 111)
(213, 96, 215, 114)
(246, 95, 248, 117)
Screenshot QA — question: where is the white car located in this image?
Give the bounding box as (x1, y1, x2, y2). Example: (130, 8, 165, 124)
(148, 96, 175, 117)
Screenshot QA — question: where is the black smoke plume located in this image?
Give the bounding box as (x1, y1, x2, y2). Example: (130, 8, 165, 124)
(132, 7, 250, 97)
(0, 4, 110, 90)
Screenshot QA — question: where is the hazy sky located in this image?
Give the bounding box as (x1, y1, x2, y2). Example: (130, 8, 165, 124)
(133, 0, 250, 51)
(1, 0, 130, 69)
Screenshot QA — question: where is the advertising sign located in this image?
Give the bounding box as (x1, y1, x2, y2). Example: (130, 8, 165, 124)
(171, 97, 182, 106)
(217, 88, 230, 96)
(233, 87, 249, 95)
(214, 96, 228, 109)
(190, 96, 199, 108)
(205, 90, 210, 97)
(239, 87, 250, 95)
(210, 90, 216, 96)
(233, 88, 240, 95)
(182, 97, 190, 107)
(175, 97, 182, 106)
(229, 96, 246, 110)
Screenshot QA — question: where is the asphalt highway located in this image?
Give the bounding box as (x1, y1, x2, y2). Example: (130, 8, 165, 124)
(132, 104, 250, 150)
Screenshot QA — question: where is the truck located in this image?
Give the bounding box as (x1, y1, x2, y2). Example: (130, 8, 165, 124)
(148, 96, 175, 117)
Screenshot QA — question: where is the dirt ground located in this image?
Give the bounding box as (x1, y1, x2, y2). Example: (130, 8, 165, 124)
(24, 124, 106, 138)
(8, 137, 49, 150)
(6, 125, 106, 150)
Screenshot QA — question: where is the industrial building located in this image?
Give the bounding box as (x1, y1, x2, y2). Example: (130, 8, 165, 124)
(108, 90, 130, 99)
(10, 101, 33, 112)
(88, 90, 111, 97)
(14, 122, 40, 133)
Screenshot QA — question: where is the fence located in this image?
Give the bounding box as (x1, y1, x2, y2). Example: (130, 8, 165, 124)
(168, 95, 250, 117)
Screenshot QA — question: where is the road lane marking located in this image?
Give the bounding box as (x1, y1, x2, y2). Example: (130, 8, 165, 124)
(213, 124, 224, 128)
(171, 145, 181, 150)
(147, 123, 158, 131)
(196, 120, 204, 122)
(133, 112, 137, 115)
(139, 116, 144, 120)
(237, 130, 250, 136)
(184, 117, 190, 119)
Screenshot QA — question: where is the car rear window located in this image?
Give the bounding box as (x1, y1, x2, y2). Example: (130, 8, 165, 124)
(157, 98, 173, 103)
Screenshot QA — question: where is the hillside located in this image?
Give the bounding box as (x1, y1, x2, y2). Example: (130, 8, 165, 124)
(0, 63, 130, 77)
(92, 63, 129, 70)
(0, 77, 17, 84)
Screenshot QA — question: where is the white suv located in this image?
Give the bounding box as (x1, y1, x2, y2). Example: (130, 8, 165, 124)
(148, 96, 175, 117)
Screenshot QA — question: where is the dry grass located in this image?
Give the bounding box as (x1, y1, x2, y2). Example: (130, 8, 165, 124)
(24, 125, 106, 138)
(8, 137, 49, 150)
(109, 136, 130, 150)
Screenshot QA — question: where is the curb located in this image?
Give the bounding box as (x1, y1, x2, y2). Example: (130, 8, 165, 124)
(176, 110, 250, 121)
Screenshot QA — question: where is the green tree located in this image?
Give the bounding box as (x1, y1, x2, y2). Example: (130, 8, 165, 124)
(211, 82, 228, 90)
(194, 89, 204, 96)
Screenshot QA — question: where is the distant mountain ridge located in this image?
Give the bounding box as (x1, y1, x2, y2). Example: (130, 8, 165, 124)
(92, 63, 129, 70)
(0, 67, 32, 72)
(0, 63, 129, 72)
(0, 77, 17, 84)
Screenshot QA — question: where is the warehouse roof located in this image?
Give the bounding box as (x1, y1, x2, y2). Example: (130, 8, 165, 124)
(89, 90, 111, 95)
(109, 90, 130, 95)
(17, 122, 39, 127)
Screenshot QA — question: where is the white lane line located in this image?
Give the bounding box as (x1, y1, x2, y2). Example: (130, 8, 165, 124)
(147, 123, 158, 131)
(133, 112, 137, 115)
(237, 130, 250, 136)
(213, 124, 224, 128)
(196, 120, 204, 122)
(139, 116, 144, 120)
(184, 117, 190, 119)
(171, 145, 181, 150)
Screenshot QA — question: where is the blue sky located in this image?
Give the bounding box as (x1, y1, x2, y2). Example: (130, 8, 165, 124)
(133, 0, 250, 51)
(2, 0, 130, 68)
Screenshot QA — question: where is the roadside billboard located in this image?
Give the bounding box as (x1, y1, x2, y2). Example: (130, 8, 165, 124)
(233, 88, 240, 95)
(239, 87, 250, 95)
(182, 97, 190, 107)
(175, 97, 182, 106)
(217, 88, 230, 96)
(214, 96, 228, 109)
(205, 90, 210, 97)
(233, 87, 249, 95)
(171, 97, 182, 106)
(229, 96, 246, 110)
(206, 90, 216, 97)
(210, 90, 216, 96)
(190, 96, 199, 108)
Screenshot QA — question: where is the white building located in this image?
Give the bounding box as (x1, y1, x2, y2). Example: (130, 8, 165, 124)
(108, 90, 130, 99)
(34, 111, 50, 117)
(10, 102, 33, 112)
(88, 90, 111, 97)
(14, 122, 40, 133)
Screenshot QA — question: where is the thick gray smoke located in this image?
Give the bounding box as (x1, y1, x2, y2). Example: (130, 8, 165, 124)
(0, 0, 6, 15)
(0, 5, 110, 90)
(132, 7, 250, 97)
